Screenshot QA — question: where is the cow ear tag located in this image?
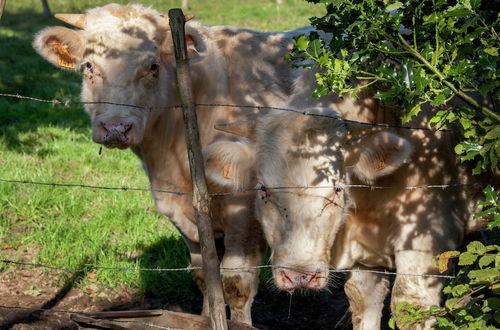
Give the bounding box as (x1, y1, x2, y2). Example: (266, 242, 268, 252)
(223, 164, 233, 179)
(55, 44, 76, 69)
(375, 156, 387, 172)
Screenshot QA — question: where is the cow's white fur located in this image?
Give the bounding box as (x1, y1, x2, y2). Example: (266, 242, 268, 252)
(33, 3, 315, 324)
(32, 3, 493, 328)
(218, 104, 490, 329)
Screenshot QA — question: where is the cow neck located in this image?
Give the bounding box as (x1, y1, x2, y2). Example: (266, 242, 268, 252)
(134, 78, 223, 194)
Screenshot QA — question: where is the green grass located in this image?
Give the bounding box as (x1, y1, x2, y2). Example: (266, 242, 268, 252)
(0, 0, 321, 300)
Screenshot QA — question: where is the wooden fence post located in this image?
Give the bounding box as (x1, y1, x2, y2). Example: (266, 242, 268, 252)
(0, 0, 7, 21)
(41, 0, 51, 17)
(168, 8, 229, 330)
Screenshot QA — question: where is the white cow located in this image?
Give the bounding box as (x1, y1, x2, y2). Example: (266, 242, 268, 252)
(31, 3, 317, 324)
(218, 101, 491, 329)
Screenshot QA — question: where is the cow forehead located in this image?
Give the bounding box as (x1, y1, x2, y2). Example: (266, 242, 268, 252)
(86, 4, 164, 32)
(84, 32, 158, 61)
(83, 4, 166, 52)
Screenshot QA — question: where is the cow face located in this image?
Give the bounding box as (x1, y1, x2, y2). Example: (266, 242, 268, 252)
(254, 110, 413, 292)
(254, 109, 348, 291)
(33, 4, 198, 149)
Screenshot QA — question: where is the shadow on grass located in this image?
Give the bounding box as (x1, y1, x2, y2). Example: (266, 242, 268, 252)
(0, 9, 89, 154)
(132, 233, 202, 313)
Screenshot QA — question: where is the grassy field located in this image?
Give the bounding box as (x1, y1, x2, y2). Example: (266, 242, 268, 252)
(0, 0, 322, 300)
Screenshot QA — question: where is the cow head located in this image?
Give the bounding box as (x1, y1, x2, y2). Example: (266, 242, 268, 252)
(258, 111, 413, 292)
(33, 4, 200, 149)
(217, 107, 413, 292)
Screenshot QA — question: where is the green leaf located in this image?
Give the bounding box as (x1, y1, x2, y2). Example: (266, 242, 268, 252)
(445, 297, 460, 310)
(385, 2, 403, 12)
(494, 308, 500, 323)
(402, 103, 421, 123)
(484, 127, 500, 140)
(467, 241, 486, 254)
(483, 298, 500, 313)
(451, 284, 470, 298)
(401, 60, 415, 89)
(462, 150, 480, 161)
(459, 251, 478, 265)
(295, 35, 309, 51)
(484, 47, 498, 57)
(446, 8, 472, 18)
(433, 250, 460, 273)
(478, 255, 495, 268)
(469, 268, 500, 283)
(310, 39, 322, 57)
(388, 317, 396, 329)
(483, 185, 498, 204)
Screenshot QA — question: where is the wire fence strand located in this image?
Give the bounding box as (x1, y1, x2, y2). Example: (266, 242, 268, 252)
(1, 178, 494, 197)
(0, 258, 456, 279)
(0, 92, 451, 131)
(0, 91, 485, 322)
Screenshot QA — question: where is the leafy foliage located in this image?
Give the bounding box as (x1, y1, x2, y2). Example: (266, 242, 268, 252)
(289, 0, 499, 173)
(393, 239, 500, 329)
(291, 0, 500, 328)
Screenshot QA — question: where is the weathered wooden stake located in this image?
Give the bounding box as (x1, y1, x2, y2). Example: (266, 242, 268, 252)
(0, 0, 7, 21)
(41, 0, 51, 17)
(168, 8, 229, 330)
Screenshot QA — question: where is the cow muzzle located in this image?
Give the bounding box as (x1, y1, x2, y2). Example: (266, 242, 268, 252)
(98, 122, 134, 149)
(277, 268, 326, 290)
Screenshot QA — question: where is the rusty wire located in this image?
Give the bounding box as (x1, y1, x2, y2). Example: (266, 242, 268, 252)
(0, 92, 483, 294)
(0, 258, 456, 279)
(0, 178, 494, 196)
(0, 92, 450, 131)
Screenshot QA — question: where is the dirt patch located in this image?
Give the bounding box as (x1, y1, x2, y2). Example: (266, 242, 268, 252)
(0, 266, 358, 330)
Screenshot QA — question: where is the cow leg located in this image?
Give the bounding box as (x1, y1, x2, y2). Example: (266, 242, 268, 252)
(220, 214, 266, 325)
(344, 266, 390, 330)
(391, 250, 443, 330)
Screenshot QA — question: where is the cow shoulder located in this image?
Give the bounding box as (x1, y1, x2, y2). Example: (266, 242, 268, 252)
(345, 131, 413, 183)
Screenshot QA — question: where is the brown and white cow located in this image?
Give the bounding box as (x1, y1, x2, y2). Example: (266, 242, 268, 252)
(31, 3, 321, 324)
(220, 101, 489, 329)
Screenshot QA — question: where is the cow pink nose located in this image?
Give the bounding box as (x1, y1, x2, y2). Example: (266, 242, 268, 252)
(103, 122, 132, 134)
(100, 122, 133, 147)
(280, 269, 321, 289)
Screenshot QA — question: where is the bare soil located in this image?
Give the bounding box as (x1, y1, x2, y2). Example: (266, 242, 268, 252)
(0, 266, 353, 330)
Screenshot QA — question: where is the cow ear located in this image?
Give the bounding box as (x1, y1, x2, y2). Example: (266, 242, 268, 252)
(162, 28, 205, 62)
(33, 26, 84, 70)
(203, 140, 256, 190)
(214, 121, 257, 140)
(345, 132, 413, 183)
(185, 34, 200, 60)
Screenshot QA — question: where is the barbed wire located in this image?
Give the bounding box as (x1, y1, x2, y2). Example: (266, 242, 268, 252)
(0, 178, 493, 197)
(0, 258, 456, 279)
(0, 93, 449, 131)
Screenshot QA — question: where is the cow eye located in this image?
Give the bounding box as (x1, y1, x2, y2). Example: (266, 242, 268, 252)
(82, 61, 93, 73)
(150, 63, 159, 72)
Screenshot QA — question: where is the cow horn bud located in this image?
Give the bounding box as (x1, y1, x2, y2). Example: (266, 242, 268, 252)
(214, 121, 257, 140)
(161, 13, 195, 30)
(54, 13, 87, 29)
